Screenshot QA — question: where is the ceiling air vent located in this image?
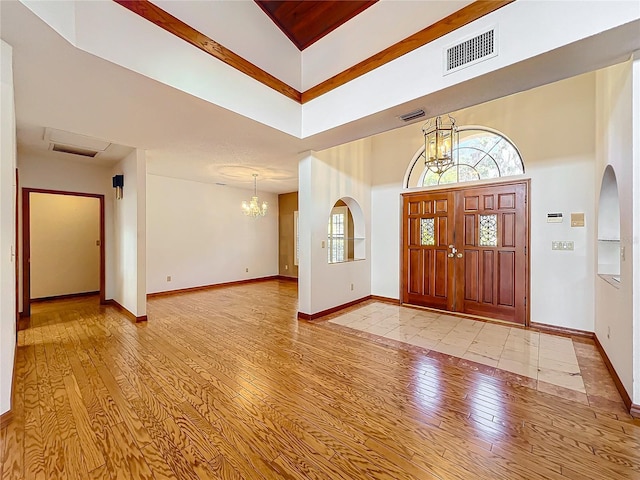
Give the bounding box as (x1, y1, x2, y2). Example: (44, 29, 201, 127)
(444, 27, 497, 75)
(399, 109, 426, 122)
(51, 144, 100, 158)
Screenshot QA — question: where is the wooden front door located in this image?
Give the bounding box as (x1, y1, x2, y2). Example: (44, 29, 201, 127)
(402, 181, 529, 324)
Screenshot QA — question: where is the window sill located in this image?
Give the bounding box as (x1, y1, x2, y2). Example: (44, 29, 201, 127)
(328, 258, 366, 265)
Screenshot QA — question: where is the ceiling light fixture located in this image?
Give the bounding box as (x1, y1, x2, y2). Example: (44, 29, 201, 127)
(242, 174, 268, 218)
(422, 115, 458, 175)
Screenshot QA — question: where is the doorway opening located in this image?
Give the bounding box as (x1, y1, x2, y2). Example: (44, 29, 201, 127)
(22, 188, 105, 318)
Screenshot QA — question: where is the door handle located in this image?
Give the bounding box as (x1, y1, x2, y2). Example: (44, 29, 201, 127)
(457, 253, 463, 258)
(448, 253, 454, 258)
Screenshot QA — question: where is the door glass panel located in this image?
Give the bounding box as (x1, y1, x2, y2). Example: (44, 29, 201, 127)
(479, 214, 498, 246)
(420, 218, 435, 245)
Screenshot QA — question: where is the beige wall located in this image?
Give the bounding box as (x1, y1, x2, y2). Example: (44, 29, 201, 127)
(370, 71, 597, 331)
(30, 193, 100, 299)
(278, 192, 298, 278)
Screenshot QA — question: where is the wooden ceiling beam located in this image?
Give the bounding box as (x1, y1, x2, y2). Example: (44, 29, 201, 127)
(113, 0, 515, 106)
(114, 0, 302, 102)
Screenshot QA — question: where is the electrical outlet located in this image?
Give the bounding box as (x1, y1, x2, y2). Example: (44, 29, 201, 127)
(166, 275, 171, 282)
(607, 326, 610, 339)
(350, 283, 354, 291)
(245, 268, 249, 273)
(285, 264, 288, 270)
(552, 241, 574, 251)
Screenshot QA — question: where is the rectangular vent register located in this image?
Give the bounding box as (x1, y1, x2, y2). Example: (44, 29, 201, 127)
(445, 27, 497, 74)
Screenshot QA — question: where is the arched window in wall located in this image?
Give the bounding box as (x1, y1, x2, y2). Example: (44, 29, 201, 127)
(327, 197, 366, 264)
(404, 126, 525, 188)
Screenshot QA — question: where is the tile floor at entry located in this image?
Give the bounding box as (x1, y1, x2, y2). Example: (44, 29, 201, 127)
(329, 302, 588, 394)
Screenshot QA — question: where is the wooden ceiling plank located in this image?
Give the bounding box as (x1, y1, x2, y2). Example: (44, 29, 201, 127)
(113, 0, 302, 102)
(256, 1, 377, 51)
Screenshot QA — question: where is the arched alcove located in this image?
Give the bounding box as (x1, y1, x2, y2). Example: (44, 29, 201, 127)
(327, 197, 365, 263)
(597, 165, 621, 281)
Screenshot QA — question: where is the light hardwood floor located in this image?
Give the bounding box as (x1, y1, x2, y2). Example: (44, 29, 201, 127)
(2, 280, 639, 479)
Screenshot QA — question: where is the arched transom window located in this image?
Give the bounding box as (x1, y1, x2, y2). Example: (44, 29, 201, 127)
(404, 126, 525, 188)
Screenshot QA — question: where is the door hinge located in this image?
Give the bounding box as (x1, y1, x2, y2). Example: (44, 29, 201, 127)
(524, 246, 527, 255)
(524, 297, 527, 307)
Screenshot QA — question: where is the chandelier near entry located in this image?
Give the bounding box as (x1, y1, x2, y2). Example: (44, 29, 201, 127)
(422, 115, 458, 175)
(242, 173, 268, 217)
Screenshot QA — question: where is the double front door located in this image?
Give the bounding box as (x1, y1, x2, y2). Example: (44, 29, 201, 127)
(402, 181, 529, 324)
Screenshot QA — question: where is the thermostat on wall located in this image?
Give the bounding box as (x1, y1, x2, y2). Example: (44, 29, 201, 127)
(547, 213, 563, 223)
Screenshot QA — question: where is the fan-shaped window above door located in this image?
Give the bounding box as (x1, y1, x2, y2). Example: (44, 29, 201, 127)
(404, 127, 525, 188)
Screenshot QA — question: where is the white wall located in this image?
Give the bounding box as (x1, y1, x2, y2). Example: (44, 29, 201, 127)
(0, 40, 17, 416)
(298, 140, 372, 315)
(370, 72, 597, 331)
(29, 193, 100, 299)
(594, 59, 636, 399)
(112, 149, 146, 317)
(146, 174, 278, 294)
(18, 152, 114, 306)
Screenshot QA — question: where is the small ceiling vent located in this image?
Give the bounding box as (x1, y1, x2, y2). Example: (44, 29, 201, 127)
(399, 109, 426, 122)
(44, 127, 110, 159)
(51, 144, 100, 158)
(444, 27, 497, 75)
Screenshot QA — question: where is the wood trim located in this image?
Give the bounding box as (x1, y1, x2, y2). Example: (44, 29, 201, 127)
(0, 343, 18, 428)
(99, 196, 106, 305)
(21, 188, 30, 318)
(593, 334, 632, 412)
(106, 299, 148, 323)
(301, 0, 515, 103)
(529, 322, 594, 339)
(113, 0, 513, 104)
(298, 296, 370, 321)
(0, 410, 13, 430)
(15, 168, 19, 331)
(630, 404, 640, 419)
(146, 275, 280, 298)
(22, 189, 106, 318)
(113, 0, 301, 102)
(370, 295, 400, 305)
(276, 275, 298, 282)
(31, 291, 100, 303)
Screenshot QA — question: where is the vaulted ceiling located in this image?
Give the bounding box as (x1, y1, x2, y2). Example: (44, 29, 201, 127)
(2, 1, 639, 193)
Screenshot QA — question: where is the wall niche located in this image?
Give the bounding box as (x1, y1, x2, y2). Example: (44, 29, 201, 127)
(597, 165, 621, 285)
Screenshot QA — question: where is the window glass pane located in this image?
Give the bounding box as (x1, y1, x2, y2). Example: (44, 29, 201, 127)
(423, 170, 440, 187)
(479, 214, 498, 247)
(420, 218, 435, 245)
(419, 128, 524, 187)
(458, 164, 481, 183)
(328, 211, 346, 263)
(439, 166, 458, 185)
(475, 156, 500, 179)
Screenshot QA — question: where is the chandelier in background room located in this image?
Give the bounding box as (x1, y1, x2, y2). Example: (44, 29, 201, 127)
(242, 173, 268, 217)
(422, 115, 458, 175)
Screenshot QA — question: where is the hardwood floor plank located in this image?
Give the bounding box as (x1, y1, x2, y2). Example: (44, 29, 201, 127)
(4, 282, 638, 480)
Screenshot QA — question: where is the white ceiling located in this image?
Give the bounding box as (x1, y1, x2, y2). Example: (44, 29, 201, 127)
(2, 1, 639, 194)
